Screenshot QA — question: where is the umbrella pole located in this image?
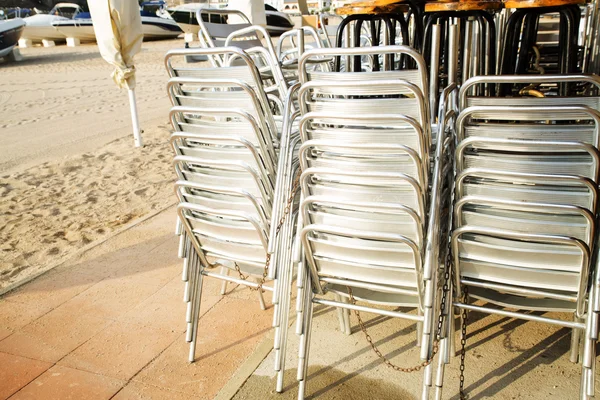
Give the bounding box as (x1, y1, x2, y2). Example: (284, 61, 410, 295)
(128, 88, 143, 148)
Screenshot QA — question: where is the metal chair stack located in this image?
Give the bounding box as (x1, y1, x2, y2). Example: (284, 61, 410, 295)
(438, 74, 600, 399)
(164, 47, 299, 388)
(196, 9, 326, 93)
(290, 45, 453, 400)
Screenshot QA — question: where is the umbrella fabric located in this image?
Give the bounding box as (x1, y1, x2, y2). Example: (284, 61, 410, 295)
(88, 0, 143, 90)
(228, 0, 266, 26)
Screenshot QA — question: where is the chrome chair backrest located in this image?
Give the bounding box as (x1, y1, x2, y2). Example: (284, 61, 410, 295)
(448, 85, 600, 399)
(197, 9, 256, 53)
(165, 49, 281, 142)
(456, 137, 600, 182)
(299, 45, 429, 93)
(298, 113, 427, 160)
(293, 83, 455, 400)
(456, 105, 600, 148)
(459, 74, 600, 111)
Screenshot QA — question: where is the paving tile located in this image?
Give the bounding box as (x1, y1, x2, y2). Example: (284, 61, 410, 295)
(0, 300, 48, 340)
(117, 276, 221, 332)
(108, 240, 181, 287)
(2, 270, 103, 313)
(112, 382, 191, 400)
(0, 307, 112, 363)
(58, 321, 179, 380)
(134, 296, 273, 398)
(73, 235, 178, 282)
(10, 365, 124, 400)
(56, 277, 165, 321)
(0, 327, 12, 342)
(0, 352, 52, 399)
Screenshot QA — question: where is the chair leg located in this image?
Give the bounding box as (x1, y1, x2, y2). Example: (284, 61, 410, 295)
(276, 220, 297, 392)
(334, 294, 347, 334)
(422, 363, 433, 400)
(297, 294, 314, 400)
(570, 314, 582, 363)
(340, 295, 352, 335)
(417, 307, 424, 348)
(435, 338, 447, 400)
(220, 267, 229, 295)
(185, 247, 198, 342)
(256, 278, 267, 311)
(188, 254, 205, 363)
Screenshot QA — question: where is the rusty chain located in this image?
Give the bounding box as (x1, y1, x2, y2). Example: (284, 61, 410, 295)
(459, 286, 469, 400)
(234, 171, 301, 291)
(346, 253, 451, 373)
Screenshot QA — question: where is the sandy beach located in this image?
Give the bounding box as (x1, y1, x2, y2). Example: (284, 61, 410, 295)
(1, 40, 184, 291)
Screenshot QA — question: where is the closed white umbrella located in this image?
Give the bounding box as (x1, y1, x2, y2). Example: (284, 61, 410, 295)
(228, 0, 266, 26)
(87, 0, 144, 147)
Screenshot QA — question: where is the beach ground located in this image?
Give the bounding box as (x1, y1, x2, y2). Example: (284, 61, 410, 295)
(1, 39, 183, 291)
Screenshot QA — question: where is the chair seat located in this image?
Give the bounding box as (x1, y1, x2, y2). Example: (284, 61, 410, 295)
(336, 3, 409, 15)
(326, 283, 420, 307)
(425, 0, 502, 12)
(504, 0, 584, 9)
(467, 286, 577, 313)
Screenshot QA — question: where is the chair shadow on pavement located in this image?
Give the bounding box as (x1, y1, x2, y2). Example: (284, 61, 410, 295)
(2, 233, 177, 303)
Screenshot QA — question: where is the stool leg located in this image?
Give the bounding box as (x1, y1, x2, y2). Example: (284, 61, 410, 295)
(429, 24, 442, 114)
(423, 14, 437, 68)
(499, 10, 526, 95)
(462, 19, 473, 85)
(397, 14, 411, 67)
(382, 16, 394, 69)
(516, 13, 538, 75)
(370, 19, 380, 71)
(353, 18, 363, 71)
(480, 12, 497, 93)
(334, 16, 354, 71)
(407, 0, 424, 51)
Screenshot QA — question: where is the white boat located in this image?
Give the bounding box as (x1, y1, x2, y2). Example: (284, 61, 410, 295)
(141, 16, 183, 40)
(0, 18, 25, 58)
(167, 2, 293, 36)
(51, 13, 95, 42)
(167, 2, 212, 35)
(21, 3, 83, 42)
(264, 4, 294, 36)
(51, 10, 182, 42)
(139, 1, 183, 40)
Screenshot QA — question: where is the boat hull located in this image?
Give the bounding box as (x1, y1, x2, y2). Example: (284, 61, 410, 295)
(52, 21, 96, 41)
(167, 6, 293, 37)
(22, 14, 69, 42)
(52, 16, 182, 42)
(0, 19, 25, 57)
(141, 16, 182, 39)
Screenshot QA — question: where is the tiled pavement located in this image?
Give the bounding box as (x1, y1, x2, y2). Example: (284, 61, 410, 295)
(3, 205, 600, 400)
(0, 207, 273, 399)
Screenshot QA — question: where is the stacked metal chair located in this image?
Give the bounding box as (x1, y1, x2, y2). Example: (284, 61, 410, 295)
(164, 46, 300, 388)
(438, 74, 600, 399)
(289, 45, 453, 400)
(196, 9, 326, 94)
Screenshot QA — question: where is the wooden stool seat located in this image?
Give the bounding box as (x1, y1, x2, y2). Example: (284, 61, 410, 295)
(425, 0, 502, 12)
(335, 0, 410, 15)
(503, 0, 584, 8)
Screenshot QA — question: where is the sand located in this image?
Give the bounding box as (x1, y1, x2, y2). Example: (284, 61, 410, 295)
(1, 40, 185, 290)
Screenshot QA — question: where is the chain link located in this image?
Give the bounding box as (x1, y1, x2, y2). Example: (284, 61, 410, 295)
(346, 255, 451, 373)
(234, 172, 301, 291)
(459, 286, 469, 400)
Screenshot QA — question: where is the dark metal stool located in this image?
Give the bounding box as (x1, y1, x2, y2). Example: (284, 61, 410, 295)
(499, 0, 585, 95)
(424, 1, 502, 101)
(334, 0, 422, 71)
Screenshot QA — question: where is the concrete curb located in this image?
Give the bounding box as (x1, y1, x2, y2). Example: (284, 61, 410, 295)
(214, 329, 276, 400)
(0, 202, 177, 297)
(215, 314, 298, 400)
